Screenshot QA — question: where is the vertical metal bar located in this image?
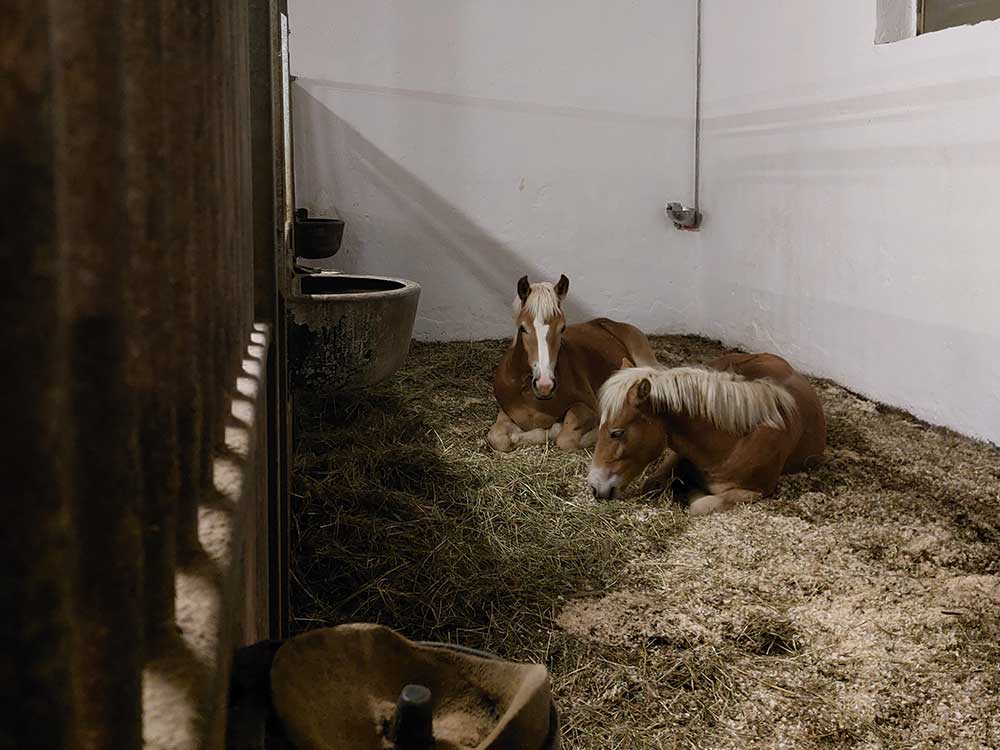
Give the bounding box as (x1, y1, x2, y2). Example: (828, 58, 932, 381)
(249, 0, 279, 639)
(272, 0, 294, 639)
(228, 0, 244, 384)
(279, 8, 295, 262)
(192, 0, 219, 516)
(235, 2, 246, 362)
(164, 1, 205, 562)
(250, 0, 277, 325)
(51, 1, 145, 747)
(0, 4, 79, 749)
(241, 5, 254, 338)
(274, 299, 292, 640)
(693, 0, 702, 214)
(208, 0, 229, 441)
(123, 0, 180, 647)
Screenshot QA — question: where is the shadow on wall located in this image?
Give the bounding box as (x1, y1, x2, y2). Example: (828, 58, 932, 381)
(291, 85, 596, 339)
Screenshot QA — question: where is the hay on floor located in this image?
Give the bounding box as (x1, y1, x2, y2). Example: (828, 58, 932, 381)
(291, 335, 1000, 750)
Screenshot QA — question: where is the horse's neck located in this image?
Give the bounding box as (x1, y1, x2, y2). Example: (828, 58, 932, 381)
(661, 411, 739, 465)
(496, 337, 529, 392)
(506, 336, 529, 373)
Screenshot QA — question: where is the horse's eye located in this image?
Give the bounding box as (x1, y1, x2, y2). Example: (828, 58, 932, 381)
(610, 429, 625, 440)
(519, 325, 528, 335)
(559, 325, 566, 334)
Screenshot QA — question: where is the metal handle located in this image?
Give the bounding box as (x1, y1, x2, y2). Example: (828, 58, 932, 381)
(392, 684, 435, 750)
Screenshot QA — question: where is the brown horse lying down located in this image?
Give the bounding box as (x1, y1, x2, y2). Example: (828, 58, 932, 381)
(488, 274, 658, 452)
(587, 352, 826, 514)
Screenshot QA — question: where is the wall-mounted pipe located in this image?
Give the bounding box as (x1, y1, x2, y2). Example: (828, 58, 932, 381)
(666, 0, 703, 231)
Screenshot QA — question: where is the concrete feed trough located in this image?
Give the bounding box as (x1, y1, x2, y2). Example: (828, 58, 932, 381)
(288, 273, 420, 396)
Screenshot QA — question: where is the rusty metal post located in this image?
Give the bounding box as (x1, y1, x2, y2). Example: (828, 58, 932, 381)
(122, 0, 181, 647)
(0, 4, 79, 749)
(51, 2, 145, 747)
(192, 0, 219, 529)
(162, 1, 206, 563)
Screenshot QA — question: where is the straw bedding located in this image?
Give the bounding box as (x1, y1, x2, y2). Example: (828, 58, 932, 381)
(291, 335, 1000, 749)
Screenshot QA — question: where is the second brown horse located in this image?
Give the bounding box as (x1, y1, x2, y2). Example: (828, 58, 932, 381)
(587, 352, 826, 514)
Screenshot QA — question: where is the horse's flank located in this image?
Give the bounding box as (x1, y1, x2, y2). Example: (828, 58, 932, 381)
(599, 365, 798, 434)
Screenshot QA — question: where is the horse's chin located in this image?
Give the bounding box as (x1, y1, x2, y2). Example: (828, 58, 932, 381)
(532, 391, 555, 401)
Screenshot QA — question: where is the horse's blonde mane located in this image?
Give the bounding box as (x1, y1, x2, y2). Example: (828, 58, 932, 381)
(512, 282, 562, 322)
(599, 365, 796, 434)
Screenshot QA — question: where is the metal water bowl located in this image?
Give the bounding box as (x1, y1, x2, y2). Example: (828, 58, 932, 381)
(293, 208, 345, 260)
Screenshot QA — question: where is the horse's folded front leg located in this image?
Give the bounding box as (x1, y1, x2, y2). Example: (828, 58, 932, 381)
(688, 488, 761, 516)
(511, 427, 550, 446)
(488, 409, 559, 450)
(556, 403, 597, 451)
(487, 411, 519, 452)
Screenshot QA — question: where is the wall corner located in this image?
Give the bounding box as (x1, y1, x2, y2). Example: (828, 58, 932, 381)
(876, 0, 919, 44)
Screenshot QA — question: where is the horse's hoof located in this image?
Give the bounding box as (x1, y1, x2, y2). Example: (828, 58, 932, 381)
(555, 436, 579, 452)
(486, 434, 514, 453)
(687, 496, 721, 516)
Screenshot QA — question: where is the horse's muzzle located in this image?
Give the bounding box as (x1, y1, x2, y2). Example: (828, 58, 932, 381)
(590, 485, 618, 500)
(531, 376, 557, 400)
(587, 467, 620, 500)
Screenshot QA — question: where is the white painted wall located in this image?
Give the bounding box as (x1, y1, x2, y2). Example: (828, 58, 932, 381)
(289, 0, 1000, 443)
(288, 0, 700, 341)
(698, 1, 1000, 443)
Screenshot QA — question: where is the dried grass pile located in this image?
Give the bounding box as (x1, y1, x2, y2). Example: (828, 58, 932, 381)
(291, 335, 1000, 749)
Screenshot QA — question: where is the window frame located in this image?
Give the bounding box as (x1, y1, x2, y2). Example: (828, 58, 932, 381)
(876, 0, 1000, 43)
(919, 0, 1000, 34)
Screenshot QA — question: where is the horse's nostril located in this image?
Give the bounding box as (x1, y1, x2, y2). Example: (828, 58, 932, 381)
(590, 485, 598, 499)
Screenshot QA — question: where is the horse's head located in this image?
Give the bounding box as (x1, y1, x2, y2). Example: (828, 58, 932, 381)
(587, 371, 668, 499)
(513, 274, 569, 400)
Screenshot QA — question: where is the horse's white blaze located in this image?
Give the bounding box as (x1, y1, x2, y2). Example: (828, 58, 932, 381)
(533, 319, 554, 384)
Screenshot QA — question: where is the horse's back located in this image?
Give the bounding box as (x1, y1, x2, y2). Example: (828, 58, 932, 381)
(561, 321, 631, 395)
(586, 318, 658, 367)
(710, 351, 826, 474)
(708, 351, 793, 380)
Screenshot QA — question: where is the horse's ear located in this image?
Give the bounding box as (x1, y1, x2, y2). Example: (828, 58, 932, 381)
(620, 357, 634, 369)
(517, 275, 530, 303)
(554, 274, 569, 299)
(634, 378, 651, 403)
